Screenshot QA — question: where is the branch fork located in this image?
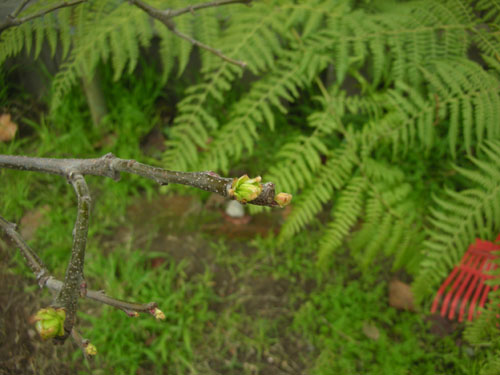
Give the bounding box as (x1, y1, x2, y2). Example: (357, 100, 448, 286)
(0, 153, 291, 354)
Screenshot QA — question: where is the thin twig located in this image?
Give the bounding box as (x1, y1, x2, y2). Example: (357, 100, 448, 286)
(71, 328, 99, 360)
(46, 278, 158, 313)
(129, 0, 248, 68)
(0, 153, 280, 207)
(0, 215, 160, 313)
(0, 0, 86, 34)
(166, 21, 247, 68)
(70, 328, 91, 360)
(168, 0, 252, 18)
(0, 215, 49, 285)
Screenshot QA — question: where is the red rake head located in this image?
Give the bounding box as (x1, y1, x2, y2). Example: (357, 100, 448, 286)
(430, 235, 500, 322)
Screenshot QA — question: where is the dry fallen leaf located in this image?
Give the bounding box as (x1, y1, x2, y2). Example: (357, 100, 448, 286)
(150, 257, 167, 269)
(0, 113, 17, 142)
(362, 321, 380, 341)
(389, 279, 416, 311)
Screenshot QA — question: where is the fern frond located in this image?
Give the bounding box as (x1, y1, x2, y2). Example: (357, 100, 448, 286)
(471, 0, 500, 72)
(0, 23, 30, 64)
(318, 176, 367, 263)
(193, 6, 220, 71)
(163, 1, 287, 170)
(199, 47, 330, 173)
(368, 59, 500, 158)
(163, 0, 355, 172)
(155, 20, 177, 83)
(0, 0, 79, 65)
(170, 0, 195, 77)
(264, 94, 344, 194)
(268, 135, 329, 194)
(57, 7, 72, 60)
(380, 82, 435, 154)
(420, 58, 500, 157)
(413, 141, 500, 300)
(480, 356, 500, 375)
(346, 159, 424, 272)
(317, 0, 472, 86)
(51, 2, 153, 110)
(248, 93, 344, 216)
(279, 145, 357, 241)
(475, 0, 500, 24)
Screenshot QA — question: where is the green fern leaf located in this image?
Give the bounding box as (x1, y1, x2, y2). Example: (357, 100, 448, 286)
(164, 1, 287, 170)
(279, 145, 357, 241)
(318, 176, 366, 263)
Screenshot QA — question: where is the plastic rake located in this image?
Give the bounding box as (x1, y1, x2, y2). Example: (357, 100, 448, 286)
(431, 235, 500, 322)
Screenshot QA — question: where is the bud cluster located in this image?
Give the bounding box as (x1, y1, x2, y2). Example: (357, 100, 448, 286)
(228, 175, 263, 203)
(32, 307, 66, 340)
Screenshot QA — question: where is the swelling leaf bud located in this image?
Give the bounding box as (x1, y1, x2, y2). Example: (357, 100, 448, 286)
(274, 192, 292, 207)
(85, 343, 98, 356)
(228, 175, 262, 203)
(153, 308, 165, 320)
(125, 310, 140, 317)
(32, 307, 66, 340)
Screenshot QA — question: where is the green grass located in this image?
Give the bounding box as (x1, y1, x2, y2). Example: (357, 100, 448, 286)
(292, 272, 472, 375)
(78, 248, 216, 374)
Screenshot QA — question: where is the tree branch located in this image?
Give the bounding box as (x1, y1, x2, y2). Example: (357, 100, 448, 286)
(163, 20, 247, 68)
(0, 153, 283, 207)
(71, 328, 94, 360)
(0, 0, 87, 34)
(53, 173, 90, 341)
(12, 0, 31, 18)
(0, 152, 290, 346)
(0, 214, 49, 285)
(0, 215, 161, 314)
(167, 0, 252, 19)
(47, 278, 158, 314)
(129, 0, 248, 68)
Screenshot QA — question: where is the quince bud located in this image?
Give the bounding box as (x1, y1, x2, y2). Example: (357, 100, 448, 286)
(125, 310, 140, 318)
(228, 175, 262, 203)
(274, 193, 292, 207)
(85, 343, 98, 356)
(32, 307, 66, 340)
(153, 308, 165, 320)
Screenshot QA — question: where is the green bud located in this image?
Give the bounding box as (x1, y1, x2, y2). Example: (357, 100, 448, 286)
(32, 307, 66, 340)
(274, 192, 292, 207)
(85, 343, 98, 356)
(229, 175, 262, 203)
(153, 307, 165, 320)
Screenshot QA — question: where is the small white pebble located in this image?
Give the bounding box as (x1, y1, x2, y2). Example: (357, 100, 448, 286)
(225, 200, 245, 218)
